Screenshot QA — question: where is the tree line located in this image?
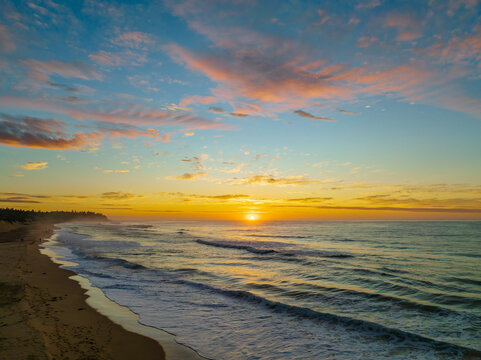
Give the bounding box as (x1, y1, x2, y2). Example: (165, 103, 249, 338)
(0, 208, 108, 223)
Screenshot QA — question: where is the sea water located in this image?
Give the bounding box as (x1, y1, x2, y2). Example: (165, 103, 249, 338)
(44, 221, 481, 359)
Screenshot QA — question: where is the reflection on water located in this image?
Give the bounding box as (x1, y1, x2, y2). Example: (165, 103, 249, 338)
(45, 221, 481, 360)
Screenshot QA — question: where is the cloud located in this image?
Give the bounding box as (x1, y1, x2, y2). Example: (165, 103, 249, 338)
(0, 192, 51, 199)
(22, 59, 102, 81)
(89, 50, 122, 66)
(165, 192, 249, 201)
(167, 172, 207, 180)
(356, 0, 382, 9)
(181, 154, 209, 171)
(286, 197, 333, 202)
(0, 97, 229, 130)
(358, 36, 378, 48)
(230, 174, 328, 186)
(220, 163, 247, 174)
(229, 112, 248, 118)
(0, 114, 159, 150)
(253, 153, 267, 161)
(48, 82, 79, 92)
(337, 109, 359, 115)
(21, 161, 48, 170)
(384, 13, 419, 29)
(396, 31, 422, 41)
(0, 23, 15, 52)
(89, 49, 149, 67)
(0, 114, 96, 150)
(179, 95, 217, 107)
(428, 27, 481, 67)
(165, 43, 354, 106)
(294, 110, 334, 121)
(0, 198, 41, 203)
(184, 131, 195, 136)
(112, 31, 154, 49)
(104, 169, 130, 174)
(208, 106, 226, 113)
(101, 192, 142, 200)
(314, 205, 481, 214)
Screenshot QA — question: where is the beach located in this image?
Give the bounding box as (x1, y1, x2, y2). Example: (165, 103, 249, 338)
(0, 221, 165, 360)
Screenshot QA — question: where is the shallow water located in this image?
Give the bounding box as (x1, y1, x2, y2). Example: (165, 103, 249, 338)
(45, 221, 481, 359)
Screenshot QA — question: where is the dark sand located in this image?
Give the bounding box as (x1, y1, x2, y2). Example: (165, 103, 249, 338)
(0, 221, 165, 360)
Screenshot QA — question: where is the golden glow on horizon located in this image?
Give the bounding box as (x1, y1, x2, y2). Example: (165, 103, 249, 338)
(246, 214, 259, 221)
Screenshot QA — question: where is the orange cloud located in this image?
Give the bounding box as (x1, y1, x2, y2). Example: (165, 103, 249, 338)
(230, 174, 328, 186)
(167, 172, 207, 180)
(21, 161, 48, 170)
(179, 95, 217, 107)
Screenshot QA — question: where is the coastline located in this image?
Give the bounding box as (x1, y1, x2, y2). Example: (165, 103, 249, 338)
(0, 221, 165, 360)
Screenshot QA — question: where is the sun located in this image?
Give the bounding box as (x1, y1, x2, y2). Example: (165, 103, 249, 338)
(246, 214, 259, 221)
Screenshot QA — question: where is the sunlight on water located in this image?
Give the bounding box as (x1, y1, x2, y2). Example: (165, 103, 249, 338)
(44, 221, 481, 360)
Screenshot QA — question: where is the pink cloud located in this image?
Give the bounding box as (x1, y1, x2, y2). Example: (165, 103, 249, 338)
(0, 23, 15, 52)
(89, 50, 148, 66)
(428, 28, 481, 66)
(22, 59, 102, 81)
(179, 95, 217, 107)
(358, 36, 378, 48)
(0, 96, 230, 130)
(89, 50, 123, 66)
(396, 31, 422, 41)
(112, 31, 154, 49)
(384, 13, 419, 28)
(165, 43, 351, 105)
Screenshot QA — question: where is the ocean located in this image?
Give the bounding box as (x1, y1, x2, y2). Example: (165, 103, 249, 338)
(43, 221, 481, 359)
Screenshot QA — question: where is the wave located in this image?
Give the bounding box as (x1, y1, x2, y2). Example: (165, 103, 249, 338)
(125, 224, 153, 229)
(249, 234, 311, 239)
(196, 239, 353, 258)
(197, 239, 276, 254)
(174, 279, 480, 357)
(84, 255, 147, 270)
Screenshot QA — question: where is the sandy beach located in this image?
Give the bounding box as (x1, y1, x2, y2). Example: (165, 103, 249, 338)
(0, 221, 165, 360)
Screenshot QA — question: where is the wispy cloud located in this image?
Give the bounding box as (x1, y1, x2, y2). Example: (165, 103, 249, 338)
(22, 59, 102, 81)
(101, 191, 143, 200)
(180, 95, 217, 107)
(294, 110, 334, 121)
(229, 174, 328, 186)
(208, 106, 225, 113)
(0, 97, 230, 130)
(112, 31, 154, 49)
(337, 109, 359, 115)
(220, 163, 247, 174)
(229, 112, 248, 118)
(0, 23, 15, 52)
(167, 172, 208, 180)
(21, 161, 48, 170)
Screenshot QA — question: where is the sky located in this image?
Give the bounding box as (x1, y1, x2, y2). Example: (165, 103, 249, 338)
(0, 0, 480, 221)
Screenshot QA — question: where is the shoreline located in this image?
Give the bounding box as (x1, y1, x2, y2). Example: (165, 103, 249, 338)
(0, 221, 202, 360)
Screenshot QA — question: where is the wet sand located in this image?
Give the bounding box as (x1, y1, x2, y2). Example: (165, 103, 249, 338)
(0, 221, 165, 360)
